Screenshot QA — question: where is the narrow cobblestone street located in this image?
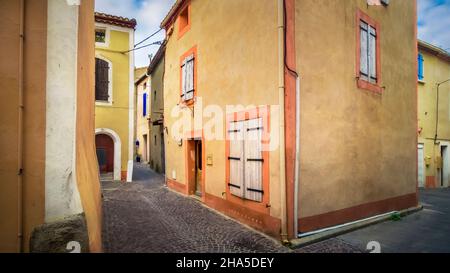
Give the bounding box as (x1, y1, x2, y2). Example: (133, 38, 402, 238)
(102, 164, 362, 253)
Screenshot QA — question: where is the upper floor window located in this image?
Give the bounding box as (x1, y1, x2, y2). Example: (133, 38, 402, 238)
(418, 53, 425, 81)
(356, 10, 382, 93)
(143, 93, 147, 117)
(178, 3, 191, 39)
(181, 53, 195, 101)
(95, 29, 106, 43)
(95, 57, 111, 103)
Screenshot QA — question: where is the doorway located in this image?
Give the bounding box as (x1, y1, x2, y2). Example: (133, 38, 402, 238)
(441, 145, 449, 187)
(418, 144, 425, 188)
(143, 134, 148, 162)
(96, 134, 114, 174)
(186, 138, 203, 197)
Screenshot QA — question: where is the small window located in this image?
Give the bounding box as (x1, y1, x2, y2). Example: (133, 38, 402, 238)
(95, 29, 106, 43)
(418, 53, 424, 81)
(154, 90, 157, 101)
(359, 20, 377, 84)
(178, 4, 191, 38)
(95, 58, 110, 102)
(143, 82, 147, 90)
(181, 54, 195, 101)
(356, 10, 381, 93)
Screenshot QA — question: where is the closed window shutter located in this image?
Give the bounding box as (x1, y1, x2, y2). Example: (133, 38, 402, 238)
(228, 121, 245, 198)
(418, 54, 424, 80)
(360, 21, 369, 81)
(369, 26, 377, 83)
(181, 60, 187, 100)
(186, 54, 195, 100)
(95, 58, 110, 101)
(244, 118, 264, 202)
(143, 93, 147, 117)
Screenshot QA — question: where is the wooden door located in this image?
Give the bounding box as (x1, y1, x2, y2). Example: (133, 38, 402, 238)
(96, 134, 114, 173)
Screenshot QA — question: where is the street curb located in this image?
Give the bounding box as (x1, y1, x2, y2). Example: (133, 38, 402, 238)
(289, 205, 424, 249)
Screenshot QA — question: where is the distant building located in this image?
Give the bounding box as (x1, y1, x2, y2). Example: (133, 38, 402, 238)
(0, 0, 102, 252)
(147, 45, 166, 174)
(94, 12, 136, 182)
(160, 0, 418, 240)
(135, 69, 150, 164)
(417, 40, 450, 188)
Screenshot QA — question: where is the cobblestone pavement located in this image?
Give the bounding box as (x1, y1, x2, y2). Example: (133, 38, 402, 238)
(102, 164, 362, 253)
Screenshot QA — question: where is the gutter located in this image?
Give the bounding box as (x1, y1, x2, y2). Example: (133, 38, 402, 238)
(17, 0, 25, 253)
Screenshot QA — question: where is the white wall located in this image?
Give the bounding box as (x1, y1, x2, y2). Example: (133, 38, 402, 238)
(45, 0, 83, 221)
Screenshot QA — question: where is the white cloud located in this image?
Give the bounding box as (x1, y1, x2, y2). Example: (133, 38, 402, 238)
(95, 0, 176, 67)
(418, 0, 450, 51)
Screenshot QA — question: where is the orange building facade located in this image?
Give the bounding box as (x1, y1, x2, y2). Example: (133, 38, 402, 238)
(161, 0, 419, 241)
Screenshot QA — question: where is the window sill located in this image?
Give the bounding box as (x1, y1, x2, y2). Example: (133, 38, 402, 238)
(95, 101, 113, 107)
(357, 79, 383, 94)
(418, 79, 426, 84)
(179, 98, 195, 107)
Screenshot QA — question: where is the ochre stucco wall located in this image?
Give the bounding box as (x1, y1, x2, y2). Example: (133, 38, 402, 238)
(295, 0, 418, 222)
(163, 0, 282, 225)
(0, 0, 47, 252)
(95, 29, 132, 177)
(149, 57, 165, 173)
(418, 49, 450, 186)
(76, 0, 103, 253)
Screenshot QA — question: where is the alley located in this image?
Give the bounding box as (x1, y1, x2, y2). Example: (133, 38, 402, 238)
(102, 164, 361, 253)
(102, 164, 289, 253)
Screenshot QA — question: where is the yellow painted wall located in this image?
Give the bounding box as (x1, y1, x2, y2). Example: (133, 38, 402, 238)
(149, 57, 165, 173)
(295, 0, 417, 218)
(163, 0, 282, 218)
(418, 48, 450, 183)
(95, 27, 132, 175)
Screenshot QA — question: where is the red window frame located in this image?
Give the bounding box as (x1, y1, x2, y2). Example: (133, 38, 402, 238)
(356, 9, 382, 94)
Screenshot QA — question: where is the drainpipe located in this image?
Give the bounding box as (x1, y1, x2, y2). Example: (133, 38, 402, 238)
(293, 76, 300, 237)
(277, 0, 288, 243)
(17, 0, 25, 253)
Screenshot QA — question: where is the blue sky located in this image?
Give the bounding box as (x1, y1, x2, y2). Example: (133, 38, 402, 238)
(95, 0, 450, 68)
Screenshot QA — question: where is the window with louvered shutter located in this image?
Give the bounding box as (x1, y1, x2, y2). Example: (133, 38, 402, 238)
(227, 118, 264, 203)
(359, 20, 377, 84)
(244, 118, 264, 202)
(181, 54, 195, 101)
(228, 121, 245, 198)
(360, 21, 369, 81)
(418, 53, 424, 81)
(369, 26, 377, 83)
(95, 58, 110, 102)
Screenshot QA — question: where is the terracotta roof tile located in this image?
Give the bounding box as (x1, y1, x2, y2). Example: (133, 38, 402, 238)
(95, 12, 137, 29)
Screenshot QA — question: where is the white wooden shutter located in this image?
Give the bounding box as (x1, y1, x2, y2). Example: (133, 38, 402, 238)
(244, 118, 264, 202)
(228, 121, 245, 198)
(181, 60, 187, 100)
(185, 54, 194, 101)
(369, 26, 377, 83)
(360, 21, 369, 81)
